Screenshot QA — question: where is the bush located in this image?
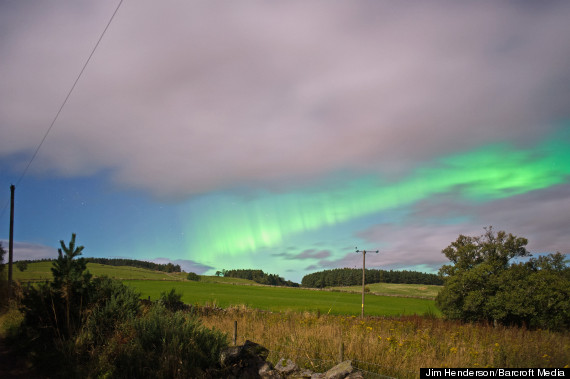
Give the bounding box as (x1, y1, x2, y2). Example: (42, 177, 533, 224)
(187, 272, 201, 281)
(93, 305, 228, 378)
(79, 277, 141, 347)
(159, 288, 184, 311)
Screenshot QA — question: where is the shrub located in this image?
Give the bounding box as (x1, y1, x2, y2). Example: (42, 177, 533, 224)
(187, 272, 201, 281)
(94, 305, 228, 378)
(79, 277, 141, 347)
(159, 288, 184, 311)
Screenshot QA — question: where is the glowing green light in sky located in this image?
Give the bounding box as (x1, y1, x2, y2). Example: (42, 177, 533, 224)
(182, 129, 570, 265)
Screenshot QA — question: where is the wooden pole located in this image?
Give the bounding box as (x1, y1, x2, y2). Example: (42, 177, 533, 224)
(355, 247, 378, 318)
(233, 320, 237, 346)
(361, 250, 366, 318)
(8, 185, 15, 301)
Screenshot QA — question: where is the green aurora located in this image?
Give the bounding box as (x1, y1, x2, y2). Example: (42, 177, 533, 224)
(183, 129, 570, 267)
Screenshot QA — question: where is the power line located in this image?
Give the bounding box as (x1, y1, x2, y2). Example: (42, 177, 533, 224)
(0, 0, 124, 219)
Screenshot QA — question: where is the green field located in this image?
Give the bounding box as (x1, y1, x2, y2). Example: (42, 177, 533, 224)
(13, 261, 440, 316)
(125, 280, 440, 317)
(328, 282, 441, 299)
(12, 262, 188, 282)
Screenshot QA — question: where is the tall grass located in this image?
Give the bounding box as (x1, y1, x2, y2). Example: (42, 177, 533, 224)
(199, 307, 570, 378)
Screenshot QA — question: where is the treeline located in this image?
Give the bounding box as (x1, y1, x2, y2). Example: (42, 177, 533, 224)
(86, 258, 182, 273)
(15, 257, 182, 273)
(301, 268, 443, 288)
(222, 269, 299, 287)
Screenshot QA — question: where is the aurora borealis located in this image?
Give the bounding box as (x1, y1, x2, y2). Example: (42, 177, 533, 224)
(1, 1, 569, 282)
(181, 129, 570, 273)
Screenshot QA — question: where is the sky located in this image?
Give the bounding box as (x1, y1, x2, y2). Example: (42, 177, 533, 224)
(1, 1, 569, 283)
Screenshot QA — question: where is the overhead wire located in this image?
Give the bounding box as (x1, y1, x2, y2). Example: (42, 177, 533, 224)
(0, 0, 124, 220)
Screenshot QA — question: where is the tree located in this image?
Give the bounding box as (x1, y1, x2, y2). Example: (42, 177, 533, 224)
(436, 227, 570, 329)
(51, 233, 92, 336)
(0, 242, 5, 268)
(16, 261, 28, 272)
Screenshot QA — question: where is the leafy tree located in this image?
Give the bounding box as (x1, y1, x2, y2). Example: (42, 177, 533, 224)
(0, 241, 5, 268)
(16, 261, 28, 272)
(187, 272, 201, 281)
(436, 227, 570, 329)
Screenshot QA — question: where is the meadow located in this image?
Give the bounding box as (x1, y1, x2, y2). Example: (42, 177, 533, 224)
(125, 280, 439, 317)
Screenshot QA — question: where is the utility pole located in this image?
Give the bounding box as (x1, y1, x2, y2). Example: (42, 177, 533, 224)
(8, 184, 15, 300)
(355, 247, 378, 318)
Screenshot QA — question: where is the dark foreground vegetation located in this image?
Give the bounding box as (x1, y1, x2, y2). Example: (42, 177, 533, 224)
(1, 235, 227, 378)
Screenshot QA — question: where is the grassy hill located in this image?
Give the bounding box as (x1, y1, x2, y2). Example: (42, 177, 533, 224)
(12, 261, 440, 317)
(12, 261, 187, 282)
(12, 261, 260, 284)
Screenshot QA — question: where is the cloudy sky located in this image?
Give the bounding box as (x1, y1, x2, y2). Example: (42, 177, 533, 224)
(1, 1, 569, 282)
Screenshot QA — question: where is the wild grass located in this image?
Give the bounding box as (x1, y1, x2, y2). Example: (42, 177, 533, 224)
(200, 308, 570, 378)
(0, 305, 23, 338)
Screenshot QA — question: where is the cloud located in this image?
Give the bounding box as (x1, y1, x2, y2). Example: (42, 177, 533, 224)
(1, 2, 569, 198)
(0, 240, 58, 261)
(273, 249, 332, 261)
(151, 257, 214, 274)
(356, 183, 570, 268)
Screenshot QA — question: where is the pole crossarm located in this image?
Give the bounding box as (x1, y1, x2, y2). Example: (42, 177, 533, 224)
(355, 247, 379, 318)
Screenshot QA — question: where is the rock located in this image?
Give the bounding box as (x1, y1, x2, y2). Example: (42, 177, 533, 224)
(220, 340, 269, 368)
(275, 358, 299, 375)
(345, 372, 364, 379)
(219, 346, 241, 367)
(259, 362, 283, 378)
(289, 369, 315, 378)
(324, 360, 354, 379)
(243, 340, 270, 361)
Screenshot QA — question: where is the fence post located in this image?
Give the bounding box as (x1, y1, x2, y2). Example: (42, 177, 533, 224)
(339, 340, 344, 363)
(233, 320, 237, 346)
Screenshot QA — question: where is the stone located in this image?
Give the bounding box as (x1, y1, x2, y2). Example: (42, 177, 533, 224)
(259, 362, 283, 378)
(275, 358, 299, 375)
(220, 340, 269, 368)
(289, 369, 315, 378)
(324, 360, 354, 379)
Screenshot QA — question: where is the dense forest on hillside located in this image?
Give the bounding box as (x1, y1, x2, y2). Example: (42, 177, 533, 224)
(301, 268, 443, 288)
(221, 269, 300, 287)
(86, 258, 182, 273)
(15, 257, 182, 273)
